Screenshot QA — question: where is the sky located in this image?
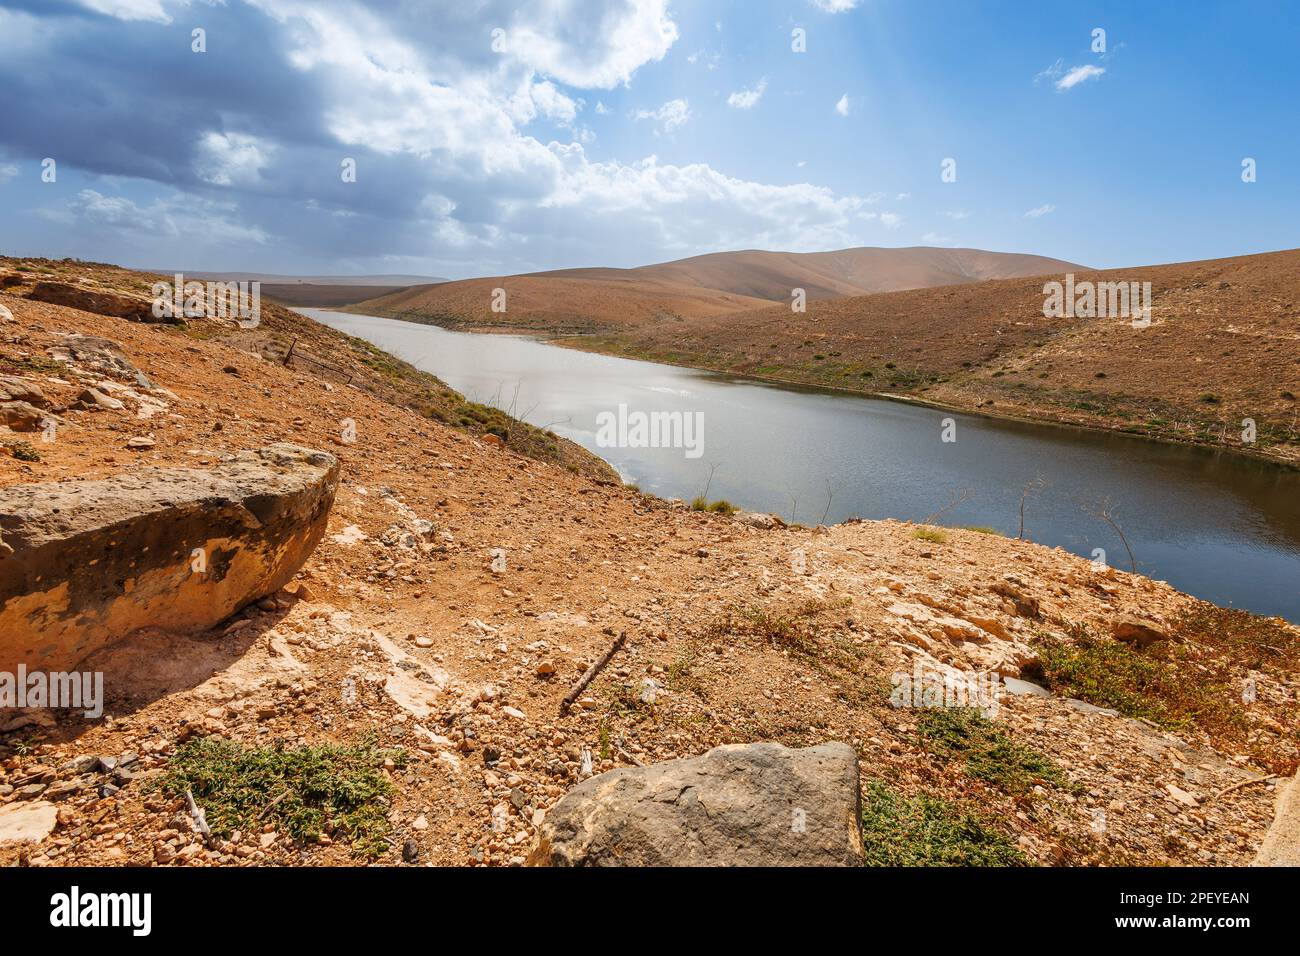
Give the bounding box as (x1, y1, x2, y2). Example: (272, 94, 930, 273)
(0, 0, 1296, 279)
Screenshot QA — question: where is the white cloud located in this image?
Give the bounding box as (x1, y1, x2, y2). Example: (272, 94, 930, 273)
(834, 93, 850, 116)
(1036, 59, 1106, 91)
(61, 189, 268, 244)
(1024, 204, 1056, 218)
(921, 232, 952, 244)
(195, 132, 275, 187)
(75, 0, 172, 23)
(945, 210, 969, 220)
(1056, 64, 1105, 90)
(544, 151, 883, 255)
(809, 0, 861, 11)
(635, 98, 691, 134)
(895, 192, 910, 200)
(686, 49, 720, 69)
(594, 100, 610, 115)
(12, 0, 902, 273)
(518, 78, 580, 124)
(0, 163, 18, 184)
(727, 77, 767, 110)
(499, 0, 678, 89)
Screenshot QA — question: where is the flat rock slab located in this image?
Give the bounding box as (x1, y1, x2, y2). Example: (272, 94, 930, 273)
(0, 444, 338, 671)
(528, 742, 863, 866)
(0, 801, 58, 844)
(1254, 770, 1300, 866)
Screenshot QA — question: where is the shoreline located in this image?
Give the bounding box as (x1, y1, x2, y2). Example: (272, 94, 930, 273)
(338, 307, 1300, 474)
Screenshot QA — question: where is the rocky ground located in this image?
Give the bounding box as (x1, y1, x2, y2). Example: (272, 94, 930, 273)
(1, 263, 1297, 867)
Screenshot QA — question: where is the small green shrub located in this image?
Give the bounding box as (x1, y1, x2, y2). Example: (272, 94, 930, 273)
(859, 780, 1027, 867)
(916, 708, 1069, 794)
(160, 736, 405, 860)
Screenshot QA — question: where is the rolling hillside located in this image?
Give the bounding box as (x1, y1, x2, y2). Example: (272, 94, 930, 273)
(575, 248, 1300, 463)
(353, 246, 1083, 332)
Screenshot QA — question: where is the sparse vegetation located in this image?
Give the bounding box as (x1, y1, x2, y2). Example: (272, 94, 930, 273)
(690, 496, 736, 514)
(916, 708, 1069, 794)
(912, 526, 948, 544)
(160, 736, 406, 859)
(4, 440, 41, 462)
(1030, 613, 1298, 773)
(859, 780, 1028, 867)
(705, 598, 849, 659)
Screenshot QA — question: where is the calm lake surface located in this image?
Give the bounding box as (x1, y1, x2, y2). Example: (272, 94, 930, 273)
(304, 309, 1300, 621)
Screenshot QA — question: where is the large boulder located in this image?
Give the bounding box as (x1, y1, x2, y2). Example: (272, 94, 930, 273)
(0, 402, 47, 432)
(47, 334, 150, 386)
(527, 742, 864, 867)
(0, 444, 338, 671)
(0, 376, 49, 408)
(1111, 616, 1174, 649)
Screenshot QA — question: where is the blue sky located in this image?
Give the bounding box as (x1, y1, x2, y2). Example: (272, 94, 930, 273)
(0, 0, 1295, 277)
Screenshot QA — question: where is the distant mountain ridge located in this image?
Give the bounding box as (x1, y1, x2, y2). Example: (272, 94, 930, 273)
(534, 246, 1086, 301)
(354, 245, 1085, 331)
(172, 272, 447, 286)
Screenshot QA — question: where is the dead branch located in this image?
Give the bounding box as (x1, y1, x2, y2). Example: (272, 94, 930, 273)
(185, 788, 213, 844)
(1210, 774, 1278, 802)
(1093, 498, 1137, 573)
(922, 488, 973, 525)
(560, 630, 627, 714)
(1018, 476, 1048, 540)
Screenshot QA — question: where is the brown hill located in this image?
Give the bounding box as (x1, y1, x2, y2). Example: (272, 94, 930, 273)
(356, 274, 776, 334)
(261, 283, 416, 308)
(547, 246, 1085, 300)
(353, 246, 1082, 332)
(575, 248, 1300, 463)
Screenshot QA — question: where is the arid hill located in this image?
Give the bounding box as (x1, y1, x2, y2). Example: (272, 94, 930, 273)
(546, 246, 1085, 300)
(352, 246, 1081, 332)
(0, 257, 610, 479)
(562, 248, 1300, 465)
(354, 274, 777, 334)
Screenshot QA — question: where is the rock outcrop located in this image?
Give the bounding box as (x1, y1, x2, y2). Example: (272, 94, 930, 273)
(47, 334, 151, 386)
(1253, 769, 1300, 866)
(0, 801, 58, 844)
(527, 741, 863, 866)
(26, 282, 164, 324)
(0, 444, 338, 670)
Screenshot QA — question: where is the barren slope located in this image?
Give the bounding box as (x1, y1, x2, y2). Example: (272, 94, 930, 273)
(356, 274, 775, 334)
(353, 246, 1081, 332)
(569, 248, 1300, 464)
(0, 257, 612, 479)
(554, 246, 1085, 300)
